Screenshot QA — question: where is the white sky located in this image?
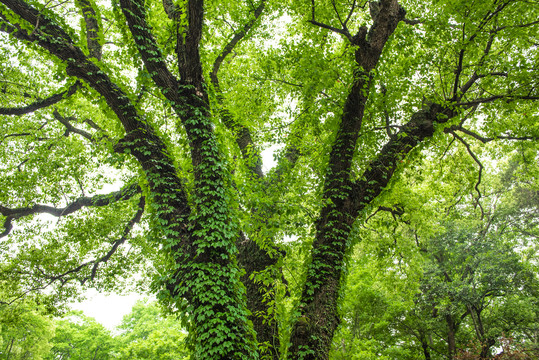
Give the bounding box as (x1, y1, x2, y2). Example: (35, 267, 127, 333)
(70, 289, 143, 330)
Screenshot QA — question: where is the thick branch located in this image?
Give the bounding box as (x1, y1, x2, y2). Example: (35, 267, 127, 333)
(0, 183, 141, 238)
(288, 2, 407, 358)
(350, 103, 456, 213)
(176, 0, 204, 87)
(118, 0, 180, 95)
(76, 0, 102, 60)
(0, 82, 79, 116)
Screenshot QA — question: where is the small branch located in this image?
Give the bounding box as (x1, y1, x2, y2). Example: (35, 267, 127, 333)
(19, 196, 145, 288)
(451, 24, 467, 101)
(456, 94, 539, 107)
(403, 18, 421, 25)
(380, 83, 394, 138)
(365, 205, 405, 223)
(210, 0, 266, 179)
(448, 131, 484, 218)
(343, 0, 357, 27)
(85, 196, 145, 283)
(446, 125, 539, 144)
(330, 0, 347, 33)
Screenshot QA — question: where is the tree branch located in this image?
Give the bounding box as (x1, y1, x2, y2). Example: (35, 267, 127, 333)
(52, 109, 96, 142)
(445, 125, 539, 143)
(20, 195, 145, 287)
(209, 0, 266, 178)
(0, 82, 79, 116)
(350, 103, 456, 214)
(309, 0, 353, 41)
(76, 0, 102, 60)
(455, 94, 539, 107)
(118, 0, 180, 96)
(447, 130, 484, 217)
(86, 195, 145, 283)
(0, 183, 141, 238)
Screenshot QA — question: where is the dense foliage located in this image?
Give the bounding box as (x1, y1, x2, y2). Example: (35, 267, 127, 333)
(1, 299, 189, 359)
(1, 0, 538, 359)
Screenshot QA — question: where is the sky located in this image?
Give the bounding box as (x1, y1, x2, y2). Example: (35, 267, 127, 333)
(70, 289, 143, 330)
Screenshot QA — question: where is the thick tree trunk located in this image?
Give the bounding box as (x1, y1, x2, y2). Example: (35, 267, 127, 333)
(480, 338, 496, 359)
(419, 332, 432, 360)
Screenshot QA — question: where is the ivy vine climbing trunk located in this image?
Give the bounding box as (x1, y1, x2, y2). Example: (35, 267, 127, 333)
(1, 0, 257, 358)
(120, 0, 257, 357)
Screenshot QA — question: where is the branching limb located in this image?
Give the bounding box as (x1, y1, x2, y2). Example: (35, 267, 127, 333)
(0, 183, 141, 238)
(12, 196, 145, 291)
(309, 0, 353, 41)
(209, 0, 266, 178)
(365, 205, 406, 223)
(52, 109, 96, 142)
(447, 130, 484, 218)
(0, 82, 80, 116)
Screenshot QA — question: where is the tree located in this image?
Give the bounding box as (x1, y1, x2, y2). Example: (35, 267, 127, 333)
(332, 161, 539, 360)
(0, 296, 54, 360)
(45, 311, 116, 360)
(114, 299, 190, 359)
(0, 0, 538, 359)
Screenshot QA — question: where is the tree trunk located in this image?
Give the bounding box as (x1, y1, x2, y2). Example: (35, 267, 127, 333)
(446, 314, 457, 360)
(237, 235, 281, 359)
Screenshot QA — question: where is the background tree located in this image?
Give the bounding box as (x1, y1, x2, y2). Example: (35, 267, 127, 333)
(45, 311, 116, 360)
(331, 160, 539, 360)
(114, 299, 190, 360)
(0, 296, 54, 360)
(1, 0, 538, 359)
